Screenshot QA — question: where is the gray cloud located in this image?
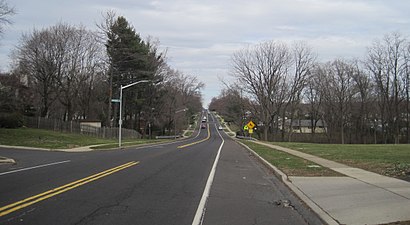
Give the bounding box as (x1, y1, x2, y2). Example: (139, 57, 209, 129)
(1, 0, 410, 106)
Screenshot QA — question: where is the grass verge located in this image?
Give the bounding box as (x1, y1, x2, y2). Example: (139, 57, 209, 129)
(240, 140, 341, 177)
(0, 128, 114, 149)
(184, 131, 194, 137)
(0, 128, 164, 150)
(91, 139, 169, 150)
(271, 142, 410, 179)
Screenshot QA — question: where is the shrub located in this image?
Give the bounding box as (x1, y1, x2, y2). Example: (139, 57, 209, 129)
(0, 113, 23, 128)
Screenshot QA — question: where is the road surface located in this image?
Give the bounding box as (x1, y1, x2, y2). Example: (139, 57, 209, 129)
(0, 113, 322, 225)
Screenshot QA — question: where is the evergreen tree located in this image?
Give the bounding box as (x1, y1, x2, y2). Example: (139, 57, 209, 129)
(107, 16, 151, 87)
(106, 16, 162, 131)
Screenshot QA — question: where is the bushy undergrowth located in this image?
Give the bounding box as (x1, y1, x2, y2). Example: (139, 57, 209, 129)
(0, 113, 23, 128)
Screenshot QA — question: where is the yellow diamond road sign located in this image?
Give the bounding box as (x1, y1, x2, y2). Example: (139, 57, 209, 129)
(247, 121, 255, 129)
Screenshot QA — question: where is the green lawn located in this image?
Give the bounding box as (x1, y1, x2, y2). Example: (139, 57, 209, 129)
(184, 131, 193, 137)
(0, 128, 115, 149)
(0, 128, 164, 149)
(240, 140, 341, 177)
(271, 142, 410, 178)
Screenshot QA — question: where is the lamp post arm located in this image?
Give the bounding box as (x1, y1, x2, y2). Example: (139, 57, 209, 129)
(121, 80, 151, 90)
(174, 108, 188, 139)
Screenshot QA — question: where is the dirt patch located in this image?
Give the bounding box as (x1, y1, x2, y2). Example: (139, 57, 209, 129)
(385, 163, 410, 180)
(282, 167, 342, 177)
(340, 160, 410, 181)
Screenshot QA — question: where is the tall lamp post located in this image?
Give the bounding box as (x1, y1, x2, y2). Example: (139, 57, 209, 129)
(174, 108, 188, 139)
(119, 80, 150, 148)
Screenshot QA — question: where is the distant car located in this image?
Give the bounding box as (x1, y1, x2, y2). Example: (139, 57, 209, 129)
(218, 125, 223, 130)
(201, 124, 206, 129)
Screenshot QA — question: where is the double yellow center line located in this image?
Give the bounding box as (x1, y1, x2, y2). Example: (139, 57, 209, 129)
(177, 124, 211, 149)
(0, 161, 139, 217)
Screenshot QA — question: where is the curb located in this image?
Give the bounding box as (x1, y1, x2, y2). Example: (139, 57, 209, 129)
(0, 141, 174, 152)
(0, 144, 95, 152)
(0, 156, 15, 164)
(0, 145, 51, 151)
(235, 140, 339, 225)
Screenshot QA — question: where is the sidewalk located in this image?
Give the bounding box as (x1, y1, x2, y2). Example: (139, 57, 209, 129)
(252, 141, 410, 225)
(0, 144, 106, 152)
(0, 156, 15, 164)
(0, 144, 104, 164)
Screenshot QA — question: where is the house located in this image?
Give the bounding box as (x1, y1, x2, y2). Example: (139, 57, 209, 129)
(285, 119, 327, 134)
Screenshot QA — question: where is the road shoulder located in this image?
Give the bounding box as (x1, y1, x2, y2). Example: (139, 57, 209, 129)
(202, 137, 324, 225)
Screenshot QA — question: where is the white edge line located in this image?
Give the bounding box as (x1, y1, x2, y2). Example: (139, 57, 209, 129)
(191, 115, 225, 225)
(0, 160, 71, 176)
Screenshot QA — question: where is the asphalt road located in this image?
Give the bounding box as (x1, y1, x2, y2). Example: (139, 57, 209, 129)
(0, 113, 323, 225)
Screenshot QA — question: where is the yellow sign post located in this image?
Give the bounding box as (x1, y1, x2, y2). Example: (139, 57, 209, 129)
(247, 121, 255, 129)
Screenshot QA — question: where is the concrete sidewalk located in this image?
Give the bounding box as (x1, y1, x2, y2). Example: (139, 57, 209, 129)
(0, 144, 103, 164)
(0, 144, 106, 152)
(252, 141, 410, 225)
(0, 156, 15, 164)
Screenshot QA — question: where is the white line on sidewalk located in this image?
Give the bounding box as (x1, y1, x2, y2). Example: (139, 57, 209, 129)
(0, 160, 71, 176)
(192, 116, 225, 225)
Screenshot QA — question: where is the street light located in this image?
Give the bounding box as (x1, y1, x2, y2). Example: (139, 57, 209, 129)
(174, 108, 188, 139)
(149, 107, 155, 139)
(119, 79, 151, 148)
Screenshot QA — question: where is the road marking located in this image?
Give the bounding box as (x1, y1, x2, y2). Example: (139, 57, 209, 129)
(0, 160, 71, 176)
(0, 161, 139, 217)
(177, 123, 210, 149)
(192, 120, 225, 225)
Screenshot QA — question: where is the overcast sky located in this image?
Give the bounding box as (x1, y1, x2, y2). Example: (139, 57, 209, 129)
(1, 0, 410, 106)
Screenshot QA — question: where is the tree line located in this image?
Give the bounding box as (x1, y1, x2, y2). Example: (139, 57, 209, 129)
(210, 33, 410, 144)
(0, 11, 203, 137)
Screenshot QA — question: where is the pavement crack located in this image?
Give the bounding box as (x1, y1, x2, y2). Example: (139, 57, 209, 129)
(74, 203, 121, 225)
(74, 185, 138, 224)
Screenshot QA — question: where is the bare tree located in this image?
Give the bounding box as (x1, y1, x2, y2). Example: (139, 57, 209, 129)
(314, 60, 357, 144)
(404, 41, 410, 143)
(0, 0, 14, 37)
(153, 67, 203, 136)
(14, 23, 105, 119)
(16, 27, 63, 117)
(350, 60, 374, 143)
(231, 41, 291, 141)
(59, 26, 105, 120)
(96, 10, 117, 126)
(366, 32, 408, 143)
(283, 41, 316, 141)
(209, 85, 251, 132)
(303, 67, 324, 140)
